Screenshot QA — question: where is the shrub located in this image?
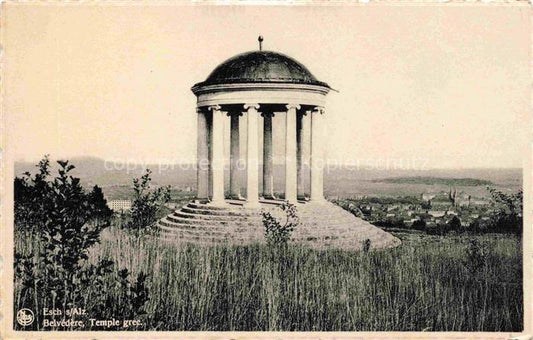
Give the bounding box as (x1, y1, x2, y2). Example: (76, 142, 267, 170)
(261, 201, 299, 247)
(126, 169, 171, 233)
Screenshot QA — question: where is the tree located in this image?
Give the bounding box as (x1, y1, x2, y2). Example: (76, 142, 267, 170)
(14, 156, 52, 234)
(447, 215, 461, 232)
(486, 187, 522, 234)
(412, 219, 426, 230)
(127, 169, 171, 232)
(87, 185, 113, 226)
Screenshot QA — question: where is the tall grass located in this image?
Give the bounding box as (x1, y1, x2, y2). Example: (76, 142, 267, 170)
(67, 229, 522, 331)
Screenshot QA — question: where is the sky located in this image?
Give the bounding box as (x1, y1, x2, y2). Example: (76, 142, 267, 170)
(4, 4, 530, 169)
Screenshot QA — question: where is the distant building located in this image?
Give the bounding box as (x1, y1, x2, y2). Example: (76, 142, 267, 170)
(108, 200, 132, 212)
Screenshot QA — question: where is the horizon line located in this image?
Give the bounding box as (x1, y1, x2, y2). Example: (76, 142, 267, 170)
(13, 155, 523, 171)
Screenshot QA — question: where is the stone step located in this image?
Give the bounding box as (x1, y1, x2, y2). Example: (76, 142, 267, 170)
(181, 206, 259, 217)
(187, 203, 234, 210)
(159, 227, 236, 240)
(175, 207, 357, 224)
(161, 215, 359, 228)
(160, 234, 231, 245)
(187, 202, 270, 213)
(155, 200, 401, 251)
(159, 218, 236, 229)
(157, 221, 258, 235)
(184, 202, 350, 216)
(170, 214, 353, 226)
(173, 211, 262, 222)
(162, 216, 261, 228)
(164, 213, 360, 227)
(188, 201, 285, 211)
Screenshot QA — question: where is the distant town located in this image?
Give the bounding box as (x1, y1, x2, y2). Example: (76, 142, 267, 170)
(333, 188, 496, 230)
(108, 185, 498, 231)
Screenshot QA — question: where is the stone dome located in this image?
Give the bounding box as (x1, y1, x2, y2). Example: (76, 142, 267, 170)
(193, 51, 330, 89)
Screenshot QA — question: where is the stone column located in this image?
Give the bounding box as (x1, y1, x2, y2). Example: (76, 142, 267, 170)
(229, 111, 242, 199)
(244, 103, 260, 207)
(310, 106, 325, 202)
(296, 111, 306, 200)
(285, 104, 300, 203)
(262, 111, 274, 199)
(196, 107, 209, 200)
(209, 105, 225, 205)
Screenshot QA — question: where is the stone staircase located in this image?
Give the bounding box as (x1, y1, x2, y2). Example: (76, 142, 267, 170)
(156, 200, 401, 251)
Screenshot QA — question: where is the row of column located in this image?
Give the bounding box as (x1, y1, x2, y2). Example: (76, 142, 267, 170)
(197, 103, 325, 206)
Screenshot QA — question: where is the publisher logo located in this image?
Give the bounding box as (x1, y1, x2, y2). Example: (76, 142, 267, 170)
(17, 308, 34, 326)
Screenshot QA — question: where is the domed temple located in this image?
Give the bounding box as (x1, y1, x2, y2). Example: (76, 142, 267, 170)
(157, 40, 400, 250)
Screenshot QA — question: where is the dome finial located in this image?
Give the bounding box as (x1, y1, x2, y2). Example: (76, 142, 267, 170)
(258, 35, 264, 51)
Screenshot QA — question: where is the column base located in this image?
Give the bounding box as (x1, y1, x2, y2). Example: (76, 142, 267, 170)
(308, 197, 327, 205)
(208, 199, 227, 207)
(227, 194, 245, 200)
(243, 200, 261, 209)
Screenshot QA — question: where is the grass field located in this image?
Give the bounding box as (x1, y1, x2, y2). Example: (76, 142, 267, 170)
(71, 227, 522, 331)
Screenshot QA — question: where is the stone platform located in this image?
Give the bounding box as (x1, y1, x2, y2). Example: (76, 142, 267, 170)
(156, 200, 401, 251)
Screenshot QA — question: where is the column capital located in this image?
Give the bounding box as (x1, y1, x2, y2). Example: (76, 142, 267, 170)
(243, 103, 260, 110)
(286, 103, 301, 111)
(226, 111, 244, 117)
(312, 106, 325, 114)
(208, 104, 222, 112)
(260, 111, 275, 118)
